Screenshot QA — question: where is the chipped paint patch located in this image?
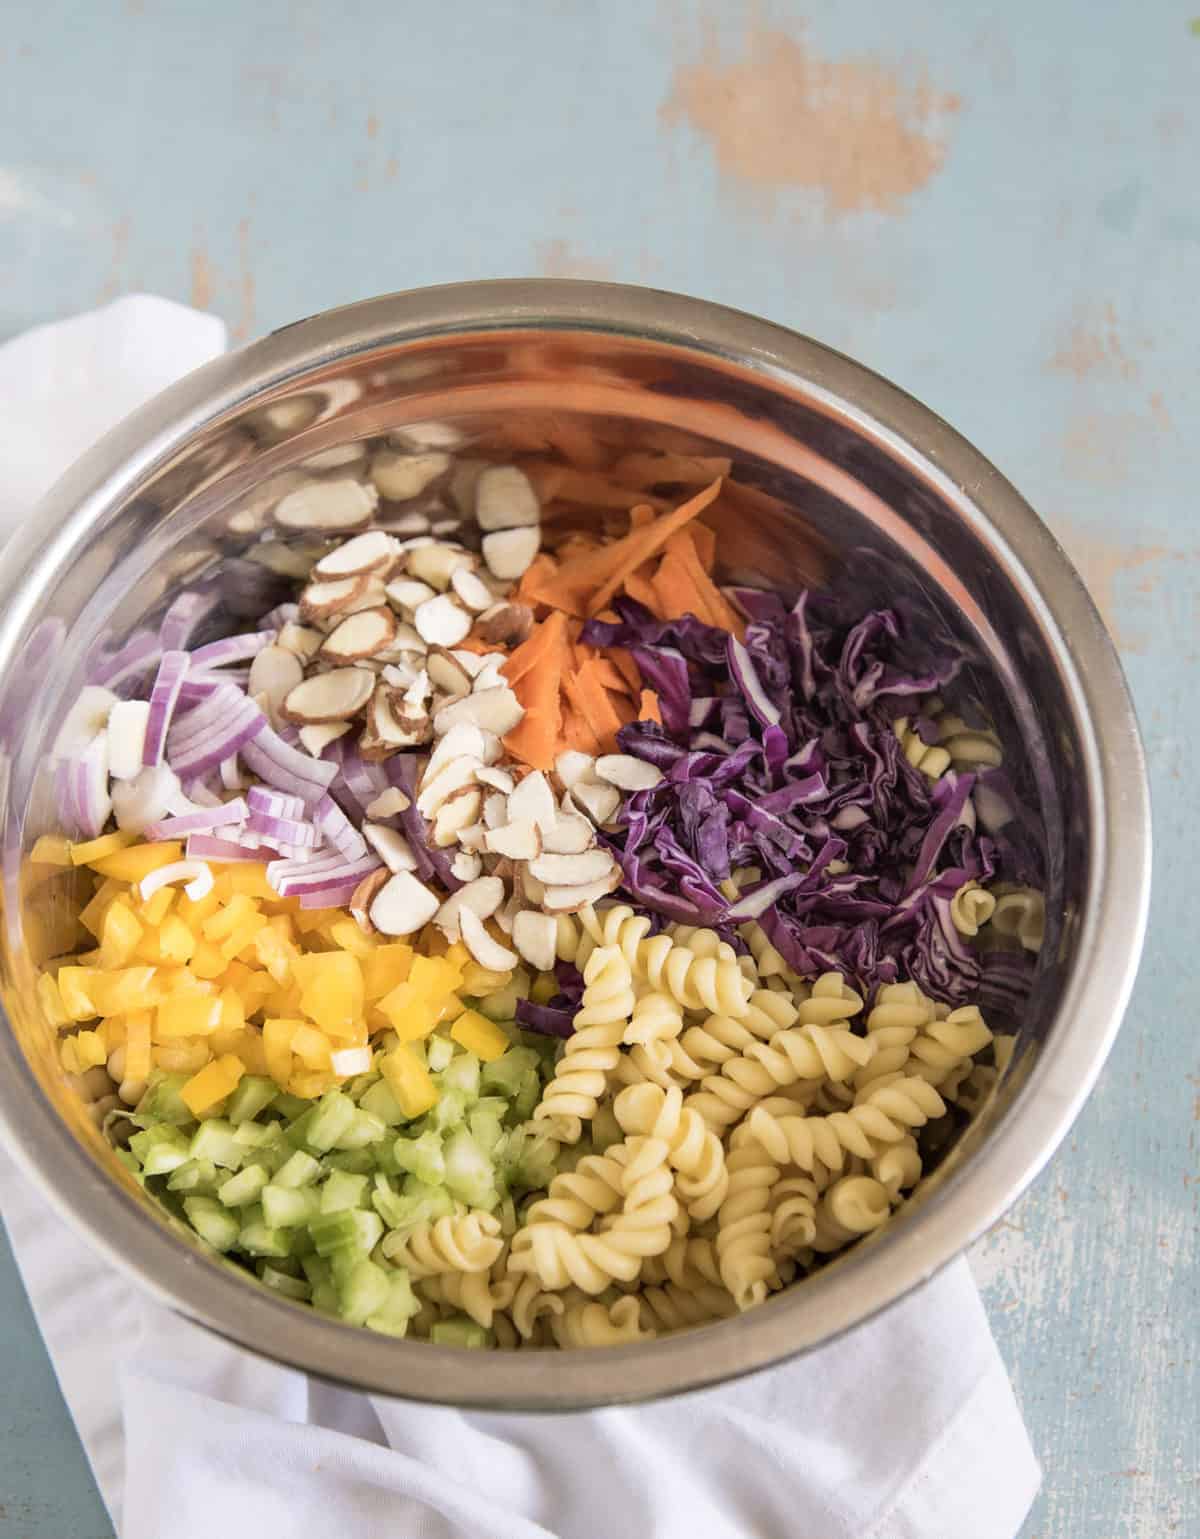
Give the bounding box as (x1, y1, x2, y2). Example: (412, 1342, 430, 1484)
(233, 217, 255, 341)
(190, 239, 214, 310)
(534, 239, 615, 280)
(1046, 302, 1140, 381)
(1051, 519, 1169, 652)
(660, 12, 960, 218)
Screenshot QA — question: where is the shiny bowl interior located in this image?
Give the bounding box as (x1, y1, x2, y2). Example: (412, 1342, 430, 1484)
(0, 282, 1150, 1406)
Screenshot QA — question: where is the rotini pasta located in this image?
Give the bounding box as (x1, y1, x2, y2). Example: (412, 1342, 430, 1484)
(893, 714, 953, 779)
(715, 1126, 780, 1310)
(769, 1173, 819, 1255)
(613, 1083, 729, 1220)
(949, 879, 997, 937)
(533, 944, 635, 1142)
(551, 1291, 654, 1348)
(623, 988, 684, 1048)
(637, 1281, 736, 1333)
(853, 980, 937, 1093)
(686, 1021, 876, 1132)
(935, 712, 1003, 769)
(870, 1135, 923, 1201)
(988, 886, 1046, 953)
(744, 1077, 947, 1177)
(522, 1146, 629, 1230)
(811, 1175, 892, 1251)
(905, 1005, 994, 1088)
(418, 1267, 517, 1329)
(383, 1210, 504, 1278)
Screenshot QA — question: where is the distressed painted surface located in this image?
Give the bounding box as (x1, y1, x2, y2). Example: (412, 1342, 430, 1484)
(0, 1, 1197, 1534)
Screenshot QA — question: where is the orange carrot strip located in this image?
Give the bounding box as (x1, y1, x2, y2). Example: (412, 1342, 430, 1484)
(638, 689, 662, 724)
(610, 648, 642, 695)
(611, 691, 637, 727)
(629, 504, 657, 529)
(503, 666, 562, 771)
(659, 530, 746, 638)
(652, 548, 721, 628)
(623, 570, 664, 616)
(455, 634, 501, 656)
(564, 662, 626, 754)
(503, 610, 570, 689)
(686, 521, 718, 572)
(585, 479, 724, 616)
(610, 451, 734, 489)
(561, 699, 602, 755)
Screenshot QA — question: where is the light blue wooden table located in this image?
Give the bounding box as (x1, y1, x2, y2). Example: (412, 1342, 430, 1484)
(1, 2, 1196, 1534)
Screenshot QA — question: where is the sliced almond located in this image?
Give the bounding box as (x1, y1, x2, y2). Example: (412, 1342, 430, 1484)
(246, 538, 323, 579)
(484, 819, 542, 860)
(274, 478, 378, 533)
(332, 577, 389, 620)
(529, 848, 617, 886)
(407, 543, 472, 592)
(389, 420, 464, 452)
(364, 786, 411, 819)
(507, 770, 556, 832)
(277, 622, 324, 661)
(472, 658, 507, 693)
(474, 465, 540, 531)
(476, 765, 515, 795)
(449, 647, 487, 679)
(449, 459, 486, 514)
(541, 874, 622, 914)
(482, 790, 510, 831)
(247, 644, 304, 725)
(312, 529, 402, 580)
(413, 593, 472, 648)
(425, 646, 474, 697)
(431, 786, 483, 847)
(400, 668, 432, 712)
(382, 509, 431, 537)
(370, 871, 440, 936)
(494, 889, 522, 936)
(416, 755, 480, 817)
(512, 911, 557, 973)
(363, 823, 418, 874)
(433, 687, 524, 737)
(595, 754, 664, 792)
(302, 442, 368, 473)
(381, 621, 427, 656)
(455, 822, 490, 854)
(319, 606, 398, 664)
(482, 526, 540, 581)
(459, 905, 519, 970)
(282, 667, 374, 723)
(299, 574, 370, 623)
(554, 750, 597, 791)
(477, 602, 534, 647)
(365, 685, 432, 751)
(432, 517, 463, 537)
(521, 868, 547, 905)
(385, 577, 437, 613)
(427, 722, 490, 778)
(350, 867, 390, 934)
(299, 722, 350, 757)
(434, 876, 505, 941)
(451, 849, 483, 883)
(570, 779, 621, 827)
(450, 566, 495, 613)
(540, 813, 594, 854)
(370, 449, 450, 503)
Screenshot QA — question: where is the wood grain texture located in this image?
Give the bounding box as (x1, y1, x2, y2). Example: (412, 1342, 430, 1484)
(1, 1, 1197, 1534)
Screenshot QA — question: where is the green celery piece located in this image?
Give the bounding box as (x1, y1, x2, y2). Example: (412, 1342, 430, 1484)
(369, 1173, 409, 1229)
(429, 1089, 467, 1135)
(113, 1149, 146, 1185)
(468, 1107, 504, 1157)
(273, 1149, 322, 1190)
(392, 1130, 446, 1186)
(438, 1053, 480, 1101)
(217, 1163, 270, 1208)
(442, 1128, 498, 1210)
(498, 1125, 560, 1194)
(311, 1281, 340, 1316)
(182, 1195, 240, 1251)
(166, 1157, 219, 1195)
(258, 1265, 311, 1301)
(509, 1069, 541, 1125)
(282, 1107, 318, 1149)
(134, 1072, 194, 1128)
(232, 1119, 279, 1150)
(261, 1183, 321, 1229)
(305, 1091, 357, 1152)
(322, 1148, 377, 1175)
(425, 1035, 454, 1073)
(430, 1315, 491, 1348)
(320, 1170, 369, 1215)
(338, 1259, 391, 1326)
(357, 1079, 407, 1127)
(290, 1225, 316, 1258)
(310, 1208, 383, 1258)
(365, 1271, 419, 1338)
(300, 1253, 333, 1290)
(344, 1071, 380, 1100)
(238, 1212, 293, 1258)
(475, 984, 520, 1023)
(480, 1046, 540, 1097)
(188, 1119, 244, 1170)
(273, 1092, 310, 1120)
(130, 1124, 191, 1176)
(224, 1075, 279, 1125)
(333, 1108, 388, 1151)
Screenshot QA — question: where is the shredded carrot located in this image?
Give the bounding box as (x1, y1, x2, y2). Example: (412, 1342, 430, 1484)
(503, 610, 570, 689)
(561, 700, 603, 754)
(584, 479, 724, 616)
(610, 648, 642, 696)
(652, 531, 746, 639)
(638, 689, 662, 724)
(611, 451, 734, 489)
(629, 504, 657, 529)
(623, 570, 663, 616)
(684, 521, 718, 573)
(564, 661, 626, 754)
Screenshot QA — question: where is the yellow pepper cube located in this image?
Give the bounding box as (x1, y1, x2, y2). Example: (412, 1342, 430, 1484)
(223, 864, 276, 900)
(134, 928, 164, 965)
(376, 984, 440, 1043)
(288, 1068, 335, 1100)
(189, 939, 228, 980)
(30, 835, 75, 867)
(460, 963, 512, 997)
(70, 829, 139, 866)
(137, 886, 176, 927)
(218, 988, 245, 1032)
(80, 879, 124, 938)
(252, 916, 298, 984)
(290, 1023, 333, 1070)
(180, 1053, 245, 1116)
(442, 941, 472, 971)
(89, 966, 165, 1017)
(327, 919, 375, 958)
(72, 1029, 108, 1070)
(230, 1027, 270, 1077)
(202, 895, 258, 942)
(124, 1011, 152, 1083)
(59, 1036, 80, 1073)
(362, 943, 413, 1002)
(178, 888, 221, 931)
(36, 972, 73, 1029)
(57, 966, 100, 1022)
(157, 914, 197, 965)
(219, 913, 268, 962)
(450, 1010, 511, 1063)
(379, 1044, 439, 1118)
(156, 993, 223, 1039)
(90, 841, 184, 883)
(291, 909, 329, 935)
(293, 952, 364, 1038)
(153, 1037, 211, 1073)
(100, 1015, 127, 1049)
(264, 1017, 307, 1086)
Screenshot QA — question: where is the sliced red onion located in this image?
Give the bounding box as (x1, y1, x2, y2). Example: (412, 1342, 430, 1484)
(186, 834, 265, 863)
(242, 725, 337, 807)
(69, 733, 113, 839)
(92, 630, 161, 696)
(106, 700, 151, 781)
(330, 1046, 372, 1078)
(274, 719, 303, 748)
(53, 686, 118, 763)
(294, 856, 383, 908)
(112, 764, 181, 834)
(247, 785, 306, 822)
(183, 777, 226, 808)
(269, 849, 380, 900)
(190, 632, 277, 670)
(159, 590, 221, 652)
(139, 859, 214, 902)
(219, 755, 246, 791)
(313, 794, 368, 861)
(245, 812, 317, 848)
(334, 738, 390, 811)
(144, 797, 249, 842)
(142, 650, 189, 767)
(166, 684, 266, 778)
(177, 674, 225, 703)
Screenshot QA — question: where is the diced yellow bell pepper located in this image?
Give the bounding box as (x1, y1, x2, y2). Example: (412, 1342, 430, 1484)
(80, 878, 124, 938)
(36, 972, 73, 1029)
(31, 835, 75, 866)
(219, 912, 268, 962)
(327, 919, 375, 958)
(57, 966, 100, 1021)
(460, 963, 512, 997)
(202, 894, 258, 942)
(263, 1017, 302, 1085)
(450, 1009, 511, 1062)
(290, 1022, 332, 1070)
(89, 841, 184, 883)
(157, 914, 196, 965)
(178, 888, 221, 931)
(99, 900, 144, 969)
(73, 1029, 108, 1070)
(89, 966, 164, 1016)
(251, 915, 298, 984)
(442, 941, 472, 971)
(181, 1053, 245, 1116)
(288, 1068, 334, 1100)
(156, 992, 223, 1039)
(292, 909, 329, 935)
(226, 1027, 269, 1077)
(134, 928, 164, 964)
(70, 829, 139, 866)
(223, 863, 276, 900)
(376, 988, 439, 1043)
(157, 966, 213, 996)
(154, 1038, 211, 1072)
(138, 886, 177, 927)
(60, 1036, 80, 1073)
(124, 1011, 152, 1084)
(379, 1043, 439, 1117)
(218, 988, 245, 1032)
(189, 939, 228, 980)
(100, 1015, 127, 1048)
(293, 951, 364, 1038)
(362, 942, 413, 1002)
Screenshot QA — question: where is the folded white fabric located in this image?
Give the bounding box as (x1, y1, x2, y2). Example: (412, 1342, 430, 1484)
(0, 298, 1041, 1539)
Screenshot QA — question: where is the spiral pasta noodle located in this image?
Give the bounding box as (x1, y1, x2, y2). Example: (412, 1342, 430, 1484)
(637, 1282, 736, 1333)
(522, 1146, 630, 1230)
(893, 714, 953, 779)
(906, 1005, 993, 1088)
(686, 1022, 876, 1132)
(551, 1291, 654, 1348)
(870, 1136, 923, 1201)
(769, 1174, 820, 1255)
(636, 932, 755, 1017)
(715, 1126, 780, 1310)
(853, 980, 937, 1093)
(383, 1210, 504, 1278)
(744, 1077, 946, 1177)
(811, 1175, 892, 1252)
(417, 1267, 517, 1329)
(533, 944, 635, 1142)
(935, 712, 1004, 769)
(949, 879, 997, 937)
(623, 988, 684, 1048)
(613, 1083, 729, 1221)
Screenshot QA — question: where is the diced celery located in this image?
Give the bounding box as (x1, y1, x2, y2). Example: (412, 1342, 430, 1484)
(113, 1149, 145, 1185)
(305, 1091, 356, 1152)
(232, 1120, 279, 1150)
(238, 1208, 292, 1258)
(468, 1106, 504, 1157)
(392, 1130, 446, 1187)
(309, 1208, 383, 1258)
(273, 1092, 310, 1120)
(189, 1119, 244, 1170)
(442, 1128, 498, 1210)
(344, 1071, 380, 1101)
(480, 1046, 540, 1097)
(261, 1183, 321, 1229)
(386, 1176, 456, 1231)
(322, 1148, 378, 1175)
(130, 1124, 191, 1176)
(430, 1315, 490, 1348)
(357, 1079, 408, 1127)
(134, 1072, 194, 1127)
(300, 1253, 333, 1290)
(166, 1157, 219, 1194)
(497, 1125, 560, 1194)
(510, 1071, 540, 1124)
(225, 1075, 279, 1125)
(311, 1281, 340, 1316)
(438, 1053, 480, 1101)
(282, 1108, 318, 1149)
(475, 983, 520, 1023)
(217, 1163, 269, 1207)
(337, 1258, 390, 1326)
(320, 1170, 369, 1215)
(370, 1172, 409, 1229)
(429, 1089, 467, 1134)
(425, 1035, 454, 1073)
(290, 1225, 316, 1258)
(365, 1271, 419, 1338)
(273, 1149, 322, 1189)
(258, 1265, 311, 1301)
(333, 1108, 388, 1151)
(183, 1195, 240, 1252)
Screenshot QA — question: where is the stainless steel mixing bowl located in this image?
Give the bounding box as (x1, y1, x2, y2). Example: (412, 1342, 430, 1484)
(0, 281, 1151, 1407)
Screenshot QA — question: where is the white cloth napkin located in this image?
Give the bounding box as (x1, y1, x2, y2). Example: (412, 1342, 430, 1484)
(0, 297, 1041, 1539)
